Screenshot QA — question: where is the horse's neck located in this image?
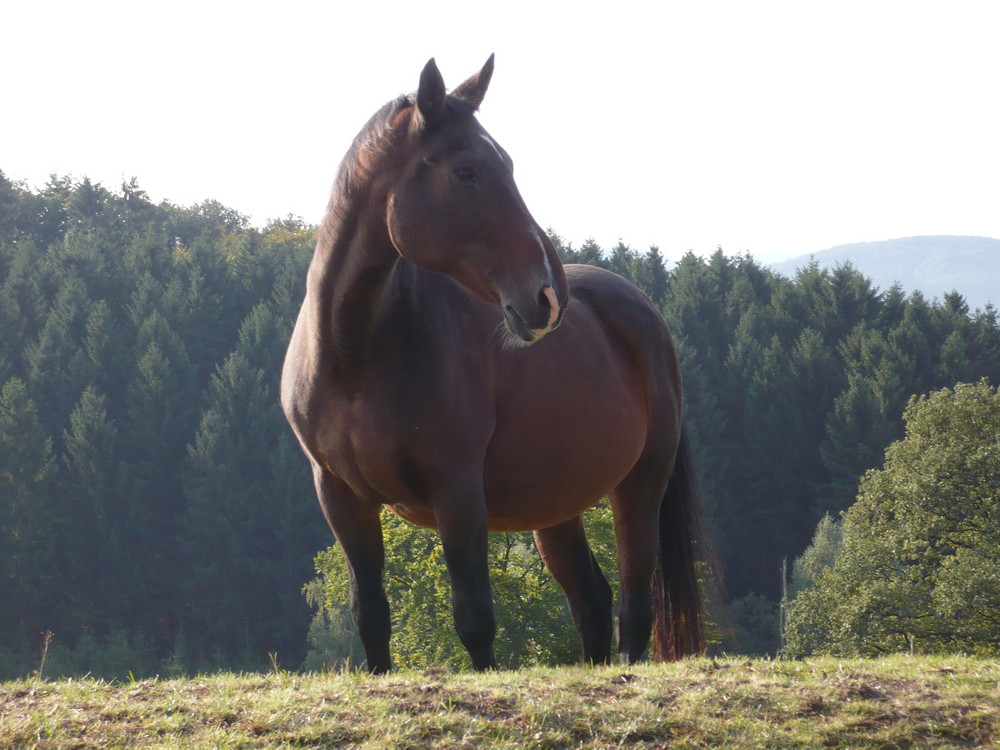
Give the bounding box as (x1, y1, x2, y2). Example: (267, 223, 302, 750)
(308, 209, 400, 373)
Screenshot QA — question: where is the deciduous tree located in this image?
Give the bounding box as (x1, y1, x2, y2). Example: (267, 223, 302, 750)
(785, 380, 1000, 656)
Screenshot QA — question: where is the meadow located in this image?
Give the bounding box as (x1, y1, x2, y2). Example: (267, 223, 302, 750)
(2, 656, 997, 748)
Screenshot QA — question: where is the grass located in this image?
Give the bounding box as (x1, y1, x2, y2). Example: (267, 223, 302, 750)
(1, 656, 997, 748)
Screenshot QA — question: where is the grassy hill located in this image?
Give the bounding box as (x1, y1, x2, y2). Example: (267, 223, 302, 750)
(2, 657, 997, 748)
(770, 236, 1000, 311)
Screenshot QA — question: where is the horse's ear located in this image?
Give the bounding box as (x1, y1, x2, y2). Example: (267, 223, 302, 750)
(416, 58, 447, 127)
(452, 54, 495, 110)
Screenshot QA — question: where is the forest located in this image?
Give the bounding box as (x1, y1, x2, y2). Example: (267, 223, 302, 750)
(1, 171, 999, 678)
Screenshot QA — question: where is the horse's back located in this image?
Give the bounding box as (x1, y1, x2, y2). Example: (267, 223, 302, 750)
(565, 263, 672, 337)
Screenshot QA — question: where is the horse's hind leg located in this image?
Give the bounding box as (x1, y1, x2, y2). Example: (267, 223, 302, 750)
(314, 469, 392, 674)
(533, 516, 613, 664)
(610, 468, 668, 664)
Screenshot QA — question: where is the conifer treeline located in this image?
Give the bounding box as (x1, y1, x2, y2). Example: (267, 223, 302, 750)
(1, 172, 997, 675)
(0, 172, 322, 677)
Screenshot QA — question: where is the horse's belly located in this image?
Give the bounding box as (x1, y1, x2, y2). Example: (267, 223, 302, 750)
(482, 388, 647, 531)
(374, 388, 646, 532)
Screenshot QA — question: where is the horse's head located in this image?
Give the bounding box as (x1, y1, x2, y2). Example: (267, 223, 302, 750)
(385, 56, 568, 344)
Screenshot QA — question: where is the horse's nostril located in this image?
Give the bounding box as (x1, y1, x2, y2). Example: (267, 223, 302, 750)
(538, 287, 551, 310)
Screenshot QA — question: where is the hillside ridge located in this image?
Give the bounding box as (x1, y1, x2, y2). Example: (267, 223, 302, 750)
(770, 235, 1000, 310)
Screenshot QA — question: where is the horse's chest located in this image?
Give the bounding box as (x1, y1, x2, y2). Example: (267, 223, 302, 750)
(316, 395, 402, 500)
(318, 386, 465, 508)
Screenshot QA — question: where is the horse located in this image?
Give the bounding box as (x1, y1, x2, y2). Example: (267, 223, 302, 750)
(281, 55, 707, 672)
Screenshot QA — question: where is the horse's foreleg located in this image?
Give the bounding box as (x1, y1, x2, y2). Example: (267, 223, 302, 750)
(434, 489, 497, 671)
(314, 469, 392, 674)
(533, 516, 613, 665)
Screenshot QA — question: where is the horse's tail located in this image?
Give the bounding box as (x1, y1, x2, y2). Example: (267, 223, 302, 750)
(651, 427, 709, 660)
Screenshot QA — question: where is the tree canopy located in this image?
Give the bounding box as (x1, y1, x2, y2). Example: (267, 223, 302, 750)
(305, 504, 618, 671)
(784, 380, 1000, 656)
(0, 171, 322, 677)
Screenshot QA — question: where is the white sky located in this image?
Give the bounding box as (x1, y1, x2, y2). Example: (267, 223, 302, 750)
(3, 0, 999, 264)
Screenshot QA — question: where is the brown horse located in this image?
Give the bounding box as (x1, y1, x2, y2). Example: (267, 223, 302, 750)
(282, 55, 706, 672)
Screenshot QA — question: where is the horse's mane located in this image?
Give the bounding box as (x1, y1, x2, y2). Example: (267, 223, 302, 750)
(341, 95, 413, 197)
(317, 93, 413, 248)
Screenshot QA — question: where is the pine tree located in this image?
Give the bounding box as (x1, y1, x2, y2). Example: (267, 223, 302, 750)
(182, 301, 319, 667)
(633, 246, 669, 307)
(118, 314, 197, 650)
(80, 300, 128, 403)
(60, 386, 124, 627)
(23, 274, 90, 427)
(0, 378, 60, 642)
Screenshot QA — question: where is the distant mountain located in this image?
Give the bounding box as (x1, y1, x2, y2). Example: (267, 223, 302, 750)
(770, 236, 1000, 311)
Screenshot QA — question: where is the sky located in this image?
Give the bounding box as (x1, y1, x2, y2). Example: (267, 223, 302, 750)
(3, 0, 999, 264)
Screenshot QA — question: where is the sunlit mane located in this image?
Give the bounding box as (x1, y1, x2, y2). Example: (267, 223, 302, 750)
(317, 94, 413, 247)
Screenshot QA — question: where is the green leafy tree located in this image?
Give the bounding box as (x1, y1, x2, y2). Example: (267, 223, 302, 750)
(785, 380, 1000, 656)
(788, 513, 843, 597)
(307, 505, 617, 670)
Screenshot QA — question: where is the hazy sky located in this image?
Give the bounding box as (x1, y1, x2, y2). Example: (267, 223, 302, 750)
(3, 0, 999, 263)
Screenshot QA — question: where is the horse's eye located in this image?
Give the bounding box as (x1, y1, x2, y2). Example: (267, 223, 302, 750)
(452, 166, 478, 184)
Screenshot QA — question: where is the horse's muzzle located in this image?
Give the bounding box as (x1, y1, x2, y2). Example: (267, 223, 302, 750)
(503, 286, 562, 343)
